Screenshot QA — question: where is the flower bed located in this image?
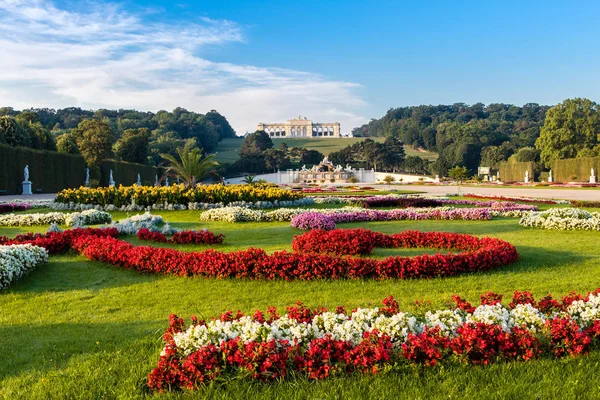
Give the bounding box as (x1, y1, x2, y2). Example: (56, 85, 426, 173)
(519, 208, 600, 231)
(290, 212, 336, 230)
(71, 229, 518, 280)
(147, 289, 600, 390)
(0, 202, 31, 214)
(0, 228, 120, 255)
(55, 184, 304, 207)
(200, 206, 496, 224)
(0, 244, 49, 289)
(463, 193, 569, 205)
(0, 209, 112, 227)
(137, 228, 225, 245)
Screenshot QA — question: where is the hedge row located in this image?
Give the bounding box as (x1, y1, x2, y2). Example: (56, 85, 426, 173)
(551, 156, 600, 183)
(100, 160, 161, 187)
(498, 161, 536, 182)
(0, 144, 159, 194)
(0, 144, 86, 194)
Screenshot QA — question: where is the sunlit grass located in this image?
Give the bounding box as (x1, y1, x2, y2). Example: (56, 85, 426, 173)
(1, 207, 600, 399)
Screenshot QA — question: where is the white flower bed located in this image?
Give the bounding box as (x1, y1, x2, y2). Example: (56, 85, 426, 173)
(170, 296, 600, 356)
(110, 212, 169, 235)
(519, 208, 600, 231)
(0, 209, 112, 227)
(198, 206, 364, 223)
(0, 199, 53, 209)
(48, 198, 314, 212)
(0, 244, 48, 289)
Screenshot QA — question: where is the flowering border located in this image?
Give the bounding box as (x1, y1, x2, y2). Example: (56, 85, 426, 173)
(148, 289, 600, 390)
(71, 229, 518, 280)
(519, 208, 600, 231)
(0, 244, 49, 289)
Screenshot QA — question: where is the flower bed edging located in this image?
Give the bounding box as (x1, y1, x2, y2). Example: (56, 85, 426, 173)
(147, 289, 600, 390)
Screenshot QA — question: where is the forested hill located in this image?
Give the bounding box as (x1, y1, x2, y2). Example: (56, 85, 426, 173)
(0, 106, 236, 155)
(351, 103, 550, 174)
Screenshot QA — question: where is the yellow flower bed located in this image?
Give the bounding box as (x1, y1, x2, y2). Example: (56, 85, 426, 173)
(55, 184, 304, 207)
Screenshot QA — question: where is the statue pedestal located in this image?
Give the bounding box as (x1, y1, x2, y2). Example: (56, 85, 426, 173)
(590, 176, 597, 184)
(22, 181, 32, 195)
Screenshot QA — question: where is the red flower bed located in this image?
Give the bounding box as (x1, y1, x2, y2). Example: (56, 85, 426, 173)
(147, 290, 600, 391)
(0, 227, 119, 254)
(72, 228, 518, 280)
(137, 228, 225, 245)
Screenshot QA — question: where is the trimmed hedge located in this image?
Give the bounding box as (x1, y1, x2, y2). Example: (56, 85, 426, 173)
(499, 161, 536, 182)
(551, 156, 600, 183)
(0, 144, 160, 194)
(100, 160, 160, 187)
(0, 144, 85, 194)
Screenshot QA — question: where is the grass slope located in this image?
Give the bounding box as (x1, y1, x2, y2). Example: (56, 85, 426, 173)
(1, 209, 600, 398)
(213, 137, 438, 163)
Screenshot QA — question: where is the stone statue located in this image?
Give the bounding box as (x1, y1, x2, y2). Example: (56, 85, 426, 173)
(345, 164, 352, 171)
(548, 170, 553, 183)
(524, 170, 529, 183)
(137, 173, 141, 186)
(109, 170, 115, 187)
(334, 165, 342, 172)
(322, 156, 330, 164)
(591, 168, 597, 184)
(592, 168, 596, 177)
(301, 165, 307, 171)
(85, 168, 90, 187)
(22, 165, 32, 195)
(155, 175, 159, 186)
(165, 177, 169, 187)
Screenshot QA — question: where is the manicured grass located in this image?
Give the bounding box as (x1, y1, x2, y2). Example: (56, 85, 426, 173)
(212, 137, 438, 163)
(1, 209, 600, 399)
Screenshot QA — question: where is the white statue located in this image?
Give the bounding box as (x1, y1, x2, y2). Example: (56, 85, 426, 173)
(165, 177, 169, 187)
(24, 165, 29, 182)
(85, 168, 90, 186)
(22, 165, 32, 195)
(136, 173, 141, 186)
(322, 156, 330, 165)
(334, 165, 343, 172)
(548, 169, 553, 183)
(155, 175, 159, 186)
(524, 170, 529, 183)
(301, 165, 308, 171)
(591, 168, 597, 184)
(109, 170, 115, 187)
(592, 168, 596, 177)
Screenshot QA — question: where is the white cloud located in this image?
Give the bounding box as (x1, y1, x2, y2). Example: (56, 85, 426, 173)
(0, 0, 367, 134)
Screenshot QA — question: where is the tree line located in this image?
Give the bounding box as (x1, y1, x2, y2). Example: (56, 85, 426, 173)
(0, 106, 236, 182)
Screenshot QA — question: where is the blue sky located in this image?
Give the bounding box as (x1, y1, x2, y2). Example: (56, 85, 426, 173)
(1, 0, 599, 134)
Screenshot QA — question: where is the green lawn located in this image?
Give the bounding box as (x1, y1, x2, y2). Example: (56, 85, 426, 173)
(1, 208, 600, 399)
(213, 137, 438, 164)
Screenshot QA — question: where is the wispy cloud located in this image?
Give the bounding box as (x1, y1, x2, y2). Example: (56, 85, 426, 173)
(0, 0, 367, 134)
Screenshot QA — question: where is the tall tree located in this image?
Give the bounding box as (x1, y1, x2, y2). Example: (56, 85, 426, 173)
(536, 98, 600, 167)
(56, 133, 79, 154)
(114, 128, 151, 164)
(240, 130, 273, 156)
(72, 118, 114, 176)
(0, 116, 30, 147)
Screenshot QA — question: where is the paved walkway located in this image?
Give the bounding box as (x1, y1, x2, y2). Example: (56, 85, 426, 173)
(1, 185, 598, 202)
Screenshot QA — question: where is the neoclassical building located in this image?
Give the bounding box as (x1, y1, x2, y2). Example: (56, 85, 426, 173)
(257, 116, 341, 138)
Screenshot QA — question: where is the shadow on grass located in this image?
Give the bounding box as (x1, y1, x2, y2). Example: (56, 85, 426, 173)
(0, 320, 160, 380)
(494, 245, 590, 274)
(7, 255, 160, 294)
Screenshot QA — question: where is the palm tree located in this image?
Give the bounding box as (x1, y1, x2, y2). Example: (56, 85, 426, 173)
(242, 175, 256, 185)
(161, 144, 219, 188)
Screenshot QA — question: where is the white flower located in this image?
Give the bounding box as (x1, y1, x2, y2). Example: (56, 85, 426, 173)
(0, 244, 48, 289)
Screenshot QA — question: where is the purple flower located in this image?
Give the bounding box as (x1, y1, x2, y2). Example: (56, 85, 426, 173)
(290, 212, 336, 230)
